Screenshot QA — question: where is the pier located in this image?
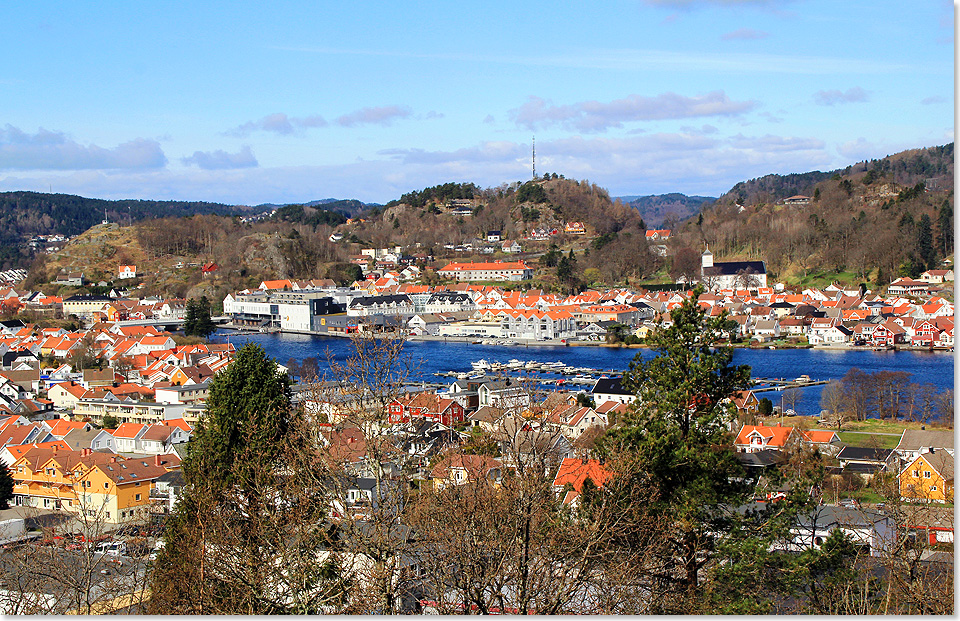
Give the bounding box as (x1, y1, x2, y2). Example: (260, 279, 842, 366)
(751, 377, 830, 392)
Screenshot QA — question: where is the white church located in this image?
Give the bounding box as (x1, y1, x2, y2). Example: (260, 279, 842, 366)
(681, 246, 767, 291)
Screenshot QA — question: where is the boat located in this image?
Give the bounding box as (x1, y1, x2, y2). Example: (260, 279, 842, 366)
(471, 359, 491, 371)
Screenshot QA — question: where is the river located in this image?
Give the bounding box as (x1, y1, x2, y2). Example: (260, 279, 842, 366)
(209, 331, 955, 419)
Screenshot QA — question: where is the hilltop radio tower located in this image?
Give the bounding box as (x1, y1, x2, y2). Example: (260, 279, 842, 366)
(532, 136, 536, 180)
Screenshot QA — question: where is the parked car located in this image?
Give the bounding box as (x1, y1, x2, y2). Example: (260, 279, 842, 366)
(94, 541, 127, 557)
(838, 498, 860, 508)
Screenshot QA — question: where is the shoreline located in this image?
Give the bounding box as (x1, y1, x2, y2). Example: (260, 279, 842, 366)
(218, 325, 952, 353)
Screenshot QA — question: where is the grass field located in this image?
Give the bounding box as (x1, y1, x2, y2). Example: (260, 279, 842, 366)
(836, 432, 901, 449)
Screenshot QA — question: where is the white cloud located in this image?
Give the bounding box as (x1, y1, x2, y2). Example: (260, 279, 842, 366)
(379, 141, 525, 165)
(813, 87, 869, 106)
(0, 125, 166, 171)
(227, 113, 328, 137)
(335, 105, 413, 127)
(510, 91, 757, 132)
(181, 145, 258, 170)
(727, 133, 825, 152)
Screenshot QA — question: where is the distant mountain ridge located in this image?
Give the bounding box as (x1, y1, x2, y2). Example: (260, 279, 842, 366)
(615, 193, 716, 228)
(253, 198, 379, 218)
(0, 191, 250, 270)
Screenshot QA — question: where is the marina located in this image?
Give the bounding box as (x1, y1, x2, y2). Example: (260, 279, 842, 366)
(211, 330, 953, 418)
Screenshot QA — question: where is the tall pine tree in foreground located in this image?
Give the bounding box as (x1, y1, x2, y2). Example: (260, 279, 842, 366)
(600, 285, 752, 611)
(149, 343, 340, 614)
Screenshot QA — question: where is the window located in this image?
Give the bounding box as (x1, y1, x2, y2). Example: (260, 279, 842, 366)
(135, 493, 141, 501)
(913, 470, 920, 478)
(104, 482, 109, 489)
(931, 485, 938, 491)
(924, 471, 932, 479)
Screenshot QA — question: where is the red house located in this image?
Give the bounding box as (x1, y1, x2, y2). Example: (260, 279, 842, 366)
(872, 320, 907, 347)
(912, 319, 941, 347)
(388, 393, 466, 426)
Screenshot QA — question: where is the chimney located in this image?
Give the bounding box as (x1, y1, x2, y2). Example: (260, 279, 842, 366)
(81, 448, 91, 457)
(155, 454, 162, 467)
(110, 456, 118, 463)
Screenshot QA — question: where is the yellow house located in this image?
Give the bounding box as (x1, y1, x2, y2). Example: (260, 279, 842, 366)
(47, 381, 89, 411)
(633, 325, 653, 339)
(76, 455, 171, 524)
(11, 447, 119, 513)
(12, 447, 179, 524)
(900, 450, 954, 503)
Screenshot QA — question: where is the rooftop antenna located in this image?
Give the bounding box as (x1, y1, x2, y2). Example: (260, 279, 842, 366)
(532, 136, 536, 180)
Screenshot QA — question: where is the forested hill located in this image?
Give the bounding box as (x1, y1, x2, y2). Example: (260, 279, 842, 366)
(666, 143, 954, 286)
(616, 193, 716, 227)
(253, 198, 376, 218)
(0, 191, 250, 267)
(720, 143, 954, 207)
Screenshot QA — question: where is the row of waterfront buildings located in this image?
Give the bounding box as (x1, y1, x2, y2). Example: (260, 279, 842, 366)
(221, 268, 954, 347)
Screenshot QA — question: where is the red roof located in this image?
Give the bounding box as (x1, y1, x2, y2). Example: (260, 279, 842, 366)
(736, 424, 796, 448)
(551, 457, 613, 503)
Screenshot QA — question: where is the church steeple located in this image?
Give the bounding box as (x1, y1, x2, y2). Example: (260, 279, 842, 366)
(701, 244, 713, 269)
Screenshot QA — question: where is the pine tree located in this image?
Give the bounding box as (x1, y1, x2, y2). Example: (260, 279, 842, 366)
(0, 463, 14, 509)
(148, 344, 341, 613)
(600, 285, 752, 604)
(185, 343, 291, 488)
(917, 214, 935, 272)
(937, 199, 953, 258)
(184, 296, 216, 338)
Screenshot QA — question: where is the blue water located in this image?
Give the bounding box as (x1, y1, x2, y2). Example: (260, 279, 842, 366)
(210, 331, 955, 418)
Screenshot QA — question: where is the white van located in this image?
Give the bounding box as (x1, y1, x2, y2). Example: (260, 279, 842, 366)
(94, 541, 127, 557)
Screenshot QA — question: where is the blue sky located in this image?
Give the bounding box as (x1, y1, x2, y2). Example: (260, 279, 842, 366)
(0, 1, 953, 205)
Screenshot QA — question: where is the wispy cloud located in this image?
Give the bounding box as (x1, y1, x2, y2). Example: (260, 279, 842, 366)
(379, 141, 525, 165)
(921, 95, 947, 105)
(721, 27, 769, 40)
(181, 145, 258, 170)
(273, 44, 913, 76)
(510, 91, 757, 132)
(728, 133, 825, 151)
(0, 125, 166, 171)
(229, 106, 416, 135)
(643, 0, 789, 6)
(813, 87, 869, 106)
(227, 113, 328, 137)
(335, 105, 413, 127)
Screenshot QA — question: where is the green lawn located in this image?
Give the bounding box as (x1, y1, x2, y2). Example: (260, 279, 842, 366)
(836, 432, 901, 449)
(790, 269, 865, 289)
